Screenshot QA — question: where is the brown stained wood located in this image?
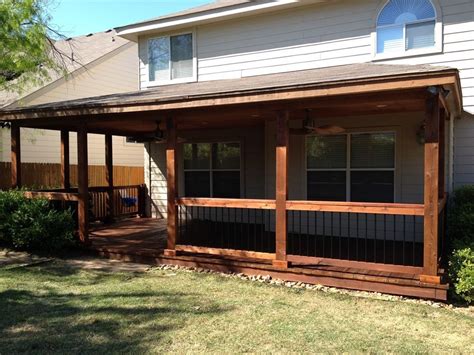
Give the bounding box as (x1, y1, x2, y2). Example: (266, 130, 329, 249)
(286, 200, 425, 216)
(11, 124, 21, 188)
(419, 274, 442, 284)
(105, 134, 114, 220)
(177, 198, 276, 210)
(438, 194, 448, 212)
(439, 107, 446, 199)
(77, 126, 89, 244)
(23, 191, 80, 201)
(176, 245, 276, 260)
(275, 110, 289, 265)
(166, 117, 178, 251)
(287, 255, 424, 275)
(60, 130, 70, 190)
(423, 97, 440, 278)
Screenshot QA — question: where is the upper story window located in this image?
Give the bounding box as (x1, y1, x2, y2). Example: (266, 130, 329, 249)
(376, 0, 440, 58)
(148, 33, 194, 83)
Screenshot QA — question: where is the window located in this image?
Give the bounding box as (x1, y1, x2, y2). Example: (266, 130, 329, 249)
(148, 33, 193, 82)
(183, 142, 241, 198)
(376, 0, 438, 56)
(306, 132, 395, 203)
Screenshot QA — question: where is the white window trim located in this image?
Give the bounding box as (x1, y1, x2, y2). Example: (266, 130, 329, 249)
(183, 141, 243, 198)
(146, 28, 197, 87)
(305, 130, 398, 203)
(371, 0, 443, 61)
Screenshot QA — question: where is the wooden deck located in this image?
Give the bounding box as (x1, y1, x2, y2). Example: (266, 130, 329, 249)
(89, 218, 448, 301)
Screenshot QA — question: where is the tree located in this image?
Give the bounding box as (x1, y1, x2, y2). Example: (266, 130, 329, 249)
(0, 0, 69, 93)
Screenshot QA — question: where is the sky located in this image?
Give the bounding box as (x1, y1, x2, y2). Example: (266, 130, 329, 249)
(48, 0, 212, 37)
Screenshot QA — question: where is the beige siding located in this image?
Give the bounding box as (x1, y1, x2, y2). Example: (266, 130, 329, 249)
(139, 0, 474, 189)
(1, 43, 143, 167)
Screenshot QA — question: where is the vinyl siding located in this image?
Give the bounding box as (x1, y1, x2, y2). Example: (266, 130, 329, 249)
(1, 43, 143, 167)
(139, 0, 474, 189)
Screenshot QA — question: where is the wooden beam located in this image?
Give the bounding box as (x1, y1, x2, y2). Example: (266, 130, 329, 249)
(423, 96, 440, 278)
(274, 110, 290, 268)
(105, 134, 114, 221)
(77, 126, 89, 244)
(165, 117, 178, 256)
(11, 124, 21, 188)
(286, 200, 424, 216)
(175, 245, 276, 260)
(24, 191, 80, 201)
(286, 255, 424, 275)
(60, 130, 70, 190)
(177, 198, 276, 210)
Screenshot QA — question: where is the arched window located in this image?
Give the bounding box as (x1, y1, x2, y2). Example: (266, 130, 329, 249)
(376, 0, 438, 55)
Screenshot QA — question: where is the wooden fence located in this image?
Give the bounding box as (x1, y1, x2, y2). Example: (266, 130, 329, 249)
(0, 162, 144, 189)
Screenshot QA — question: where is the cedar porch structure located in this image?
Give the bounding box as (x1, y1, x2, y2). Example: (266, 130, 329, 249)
(1, 64, 463, 301)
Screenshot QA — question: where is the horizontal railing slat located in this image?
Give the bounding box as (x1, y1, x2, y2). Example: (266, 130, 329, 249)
(286, 200, 425, 216)
(177, 198, 276, 210)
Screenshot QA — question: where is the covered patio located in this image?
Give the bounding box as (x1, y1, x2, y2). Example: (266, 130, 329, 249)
(0, 63, 463, 300)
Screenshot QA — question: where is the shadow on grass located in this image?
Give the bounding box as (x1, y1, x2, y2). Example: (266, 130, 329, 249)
(0, 267, 230, 353)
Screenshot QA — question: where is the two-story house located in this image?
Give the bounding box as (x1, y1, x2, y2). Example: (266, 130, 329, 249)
(1, 0, 472, 300)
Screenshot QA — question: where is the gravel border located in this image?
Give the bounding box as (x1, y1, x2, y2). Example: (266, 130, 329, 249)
(153, 264, 474, 313)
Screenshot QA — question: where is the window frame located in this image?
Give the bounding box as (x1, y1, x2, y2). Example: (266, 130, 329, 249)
(305, 130, 397, 203)
(182, 140, 243, 198)
(146, 29, 197, 87)
(372, 0, 443, 61)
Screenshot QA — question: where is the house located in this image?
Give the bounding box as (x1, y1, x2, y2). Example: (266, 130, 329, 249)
(0, 0, 473, 301)
(0, 30, 144, 188)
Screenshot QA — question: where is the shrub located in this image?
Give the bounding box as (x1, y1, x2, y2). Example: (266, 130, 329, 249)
(0, 190, 75, 253)
(448, 186, 474, 304)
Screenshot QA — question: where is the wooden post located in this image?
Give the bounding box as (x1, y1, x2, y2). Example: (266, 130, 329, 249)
(273, 110, 290, 268)
(11, 124, 21, 188)
(105, 134, 114, 221)
(438, 107, 446, 199)
(61, 130, 70, 190)
(164, 117, 178, 257)
(422, 95, 440, 283)
(77, 126, 89, 244)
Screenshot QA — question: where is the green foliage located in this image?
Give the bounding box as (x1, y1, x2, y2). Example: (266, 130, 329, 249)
(449, 246, 474, 303)
(0, 190, 75, 253)
(0, 0, 63, 92)
(448, 185, 474, 304)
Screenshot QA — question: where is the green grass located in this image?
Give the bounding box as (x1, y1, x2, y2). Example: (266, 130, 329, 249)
(0, 259, 473, 354)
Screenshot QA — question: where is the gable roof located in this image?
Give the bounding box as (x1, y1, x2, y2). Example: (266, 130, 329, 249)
(0, 29, 130, 108)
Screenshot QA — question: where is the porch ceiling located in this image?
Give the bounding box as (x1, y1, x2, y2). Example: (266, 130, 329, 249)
(0, 63, 462, 136)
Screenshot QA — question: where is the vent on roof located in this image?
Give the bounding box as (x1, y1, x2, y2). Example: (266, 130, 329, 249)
(105, 29, 113, 33)
(66, 37, 72, 41)
(86, 33, 93, 37)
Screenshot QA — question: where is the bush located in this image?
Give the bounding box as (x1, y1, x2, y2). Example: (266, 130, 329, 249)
(448, 186, 474, 304)
(0, 190, 75, 253)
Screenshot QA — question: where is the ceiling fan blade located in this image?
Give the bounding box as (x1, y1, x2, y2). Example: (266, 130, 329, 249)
(313, 125, 346, 135)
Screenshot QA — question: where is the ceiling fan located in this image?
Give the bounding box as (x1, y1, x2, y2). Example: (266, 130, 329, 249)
(290, 109, 345, 136)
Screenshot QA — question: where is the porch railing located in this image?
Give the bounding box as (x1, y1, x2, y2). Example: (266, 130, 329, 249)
(175, 198, 433, 274)
(285, 201, 425, 273)
(24, 184, 147, 223)
(176, 198, 276, 260)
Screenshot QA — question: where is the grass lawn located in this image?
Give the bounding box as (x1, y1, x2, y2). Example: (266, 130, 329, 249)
(1, 258, 473, 354)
